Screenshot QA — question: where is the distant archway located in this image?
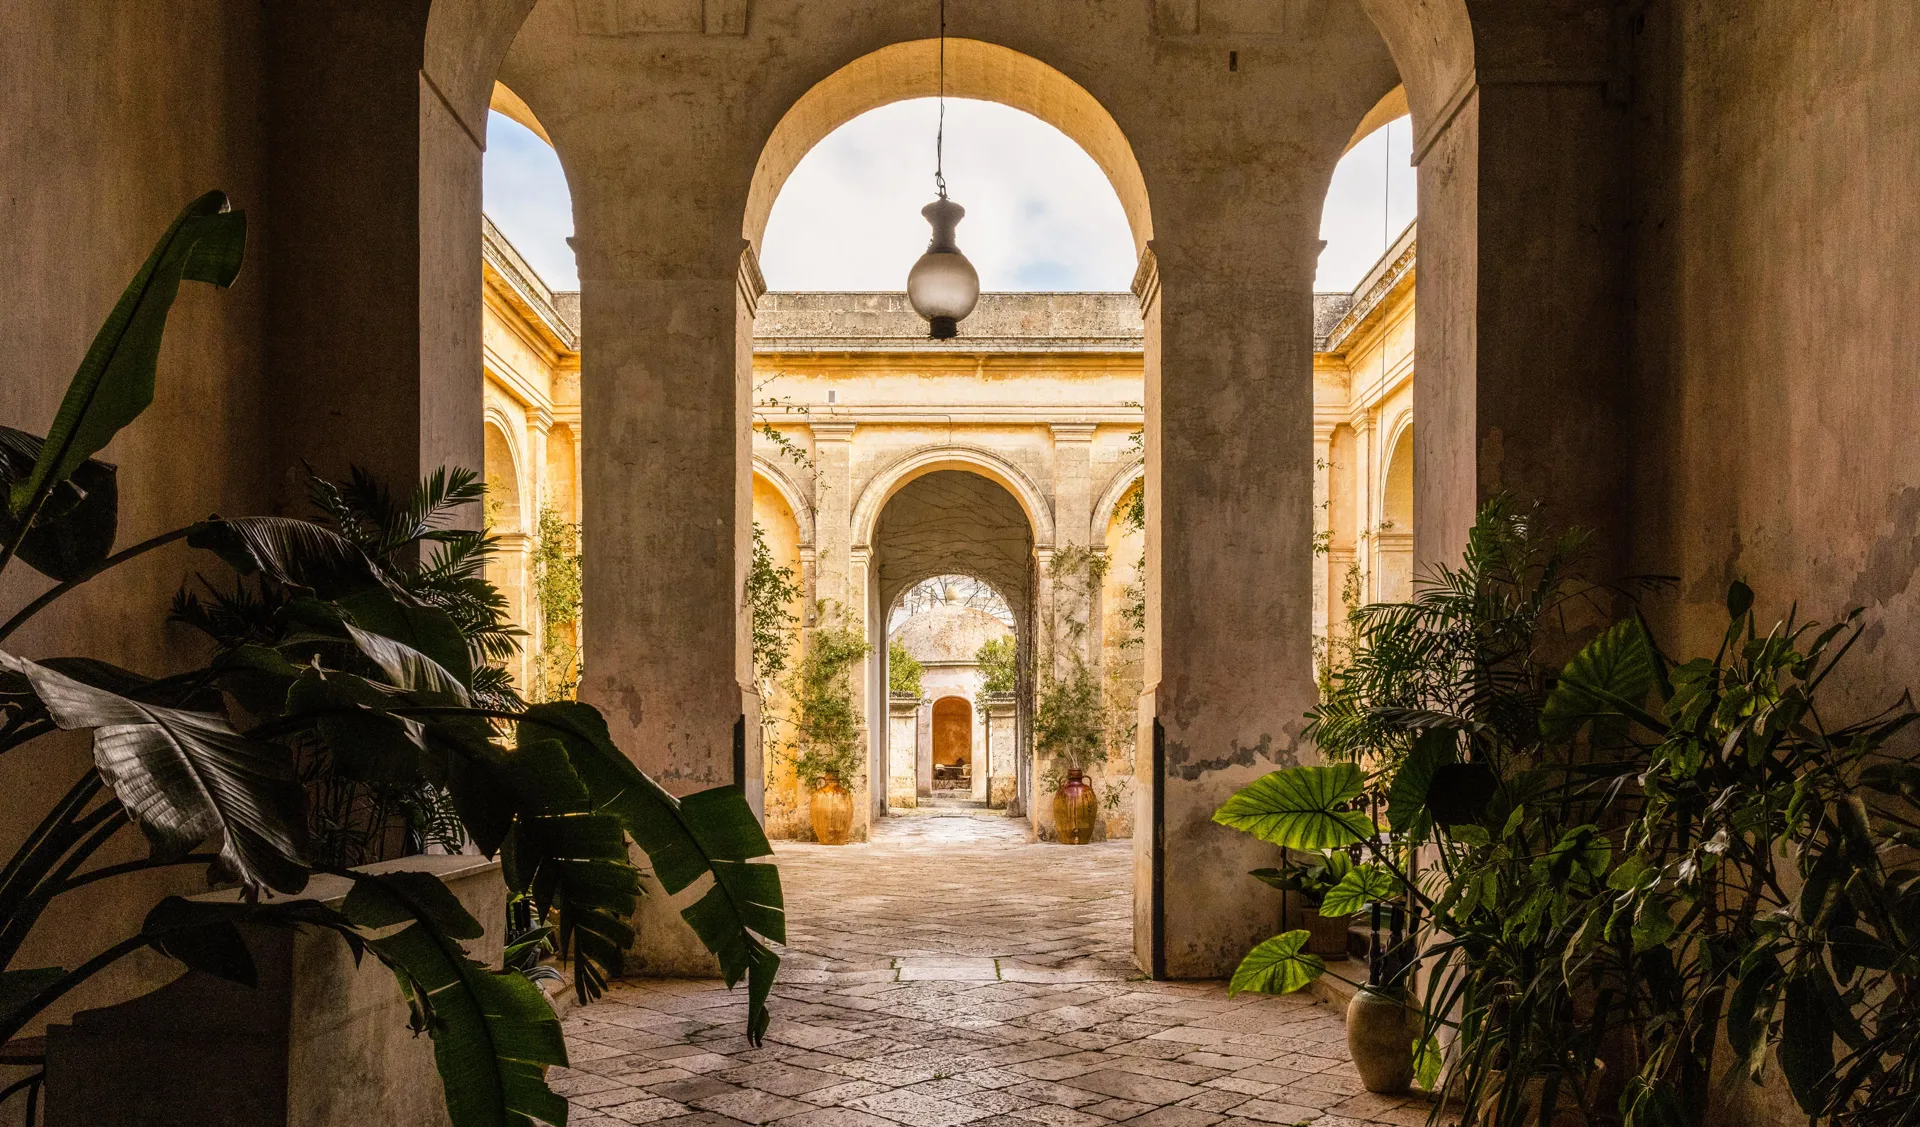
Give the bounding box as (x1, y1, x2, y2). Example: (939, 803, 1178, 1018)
(931, 696, 973, 785)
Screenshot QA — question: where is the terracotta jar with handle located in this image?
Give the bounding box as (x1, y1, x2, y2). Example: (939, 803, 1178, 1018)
(810, 781, 853, 845)
(1053, 769, 1097, 844)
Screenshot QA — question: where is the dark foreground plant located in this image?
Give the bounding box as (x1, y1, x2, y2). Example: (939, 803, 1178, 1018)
(1214, 499, 1920, 1127)
(0, 192, 785, 1126)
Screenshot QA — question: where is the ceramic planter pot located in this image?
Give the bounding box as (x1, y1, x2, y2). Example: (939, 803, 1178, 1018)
(1053, 770, 1097, 844)
(1306, 909, 1351, 958)
(809, 781, 853, 845)
(1346, 988, 1415, 1094)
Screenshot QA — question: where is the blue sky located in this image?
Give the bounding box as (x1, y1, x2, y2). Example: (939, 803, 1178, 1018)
(482, 101, 1416, 296)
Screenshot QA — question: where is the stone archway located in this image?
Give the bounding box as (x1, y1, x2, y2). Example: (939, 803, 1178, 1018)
(498, 2, 1400, 976)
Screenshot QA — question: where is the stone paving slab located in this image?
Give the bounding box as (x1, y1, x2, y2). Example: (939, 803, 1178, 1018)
(559, 805, 1444, 1127)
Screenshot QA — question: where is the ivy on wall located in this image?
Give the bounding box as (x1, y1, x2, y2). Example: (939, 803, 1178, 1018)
(530, 502, 583, 702)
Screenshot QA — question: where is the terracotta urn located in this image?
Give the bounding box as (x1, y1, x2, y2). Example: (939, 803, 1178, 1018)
(1346, 988, 1416, 1094)
(1053, 769, 1097, 844)
(809, 781, 853, 845)
(1307, 909, 1351, 958)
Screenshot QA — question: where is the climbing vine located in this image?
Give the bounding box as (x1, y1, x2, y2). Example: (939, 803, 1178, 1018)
(974, 635, 1017, 713)
(530, 502, 583, 702)
(788, 607, 870, 791)
(887, 639, 923, 697)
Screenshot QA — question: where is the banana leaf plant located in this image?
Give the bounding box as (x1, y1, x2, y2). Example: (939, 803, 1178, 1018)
(0, 192, 785, 1127)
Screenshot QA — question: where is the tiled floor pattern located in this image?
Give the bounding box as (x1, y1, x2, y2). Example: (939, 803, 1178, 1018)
(558, 804, 1437, 1127)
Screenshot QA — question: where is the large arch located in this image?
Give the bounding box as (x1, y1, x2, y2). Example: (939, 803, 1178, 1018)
(1092, 459, 1145, 545)
(744, 37, 1153, 257)
(852, 445, 1057, 553)
(753, 456, 817, 548)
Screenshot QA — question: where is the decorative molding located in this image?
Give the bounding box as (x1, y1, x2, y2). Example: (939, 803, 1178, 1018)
(807, 421, 856, 442)
(759, 406, 1143, 427)
(482, 215, 577, 352)
(1152, 0, 1327, 40)
(1321, 228, 1416, 355)
(1130, 244, 1161, 316)
(737, 241, 767, 308)
(576, 0, 748, 36)
(1049, 424, 1098, 444)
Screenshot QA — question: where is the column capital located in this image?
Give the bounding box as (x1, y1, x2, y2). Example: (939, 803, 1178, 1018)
(1049, 423, 1098, 444)
(809, 421, 856, 443)
(529, 405, 555, 434)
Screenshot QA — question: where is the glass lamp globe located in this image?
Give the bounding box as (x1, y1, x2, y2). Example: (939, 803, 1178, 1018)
(907, 197, 980, 339)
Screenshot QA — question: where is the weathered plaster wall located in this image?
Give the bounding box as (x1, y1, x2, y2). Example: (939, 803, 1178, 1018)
(1630, 2, 1920, 770)
(0, 0, 269, 1042)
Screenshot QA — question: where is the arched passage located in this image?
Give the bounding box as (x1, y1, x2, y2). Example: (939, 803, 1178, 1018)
(870, 471, 1037, 826)
(1379, 421, 1415, 602)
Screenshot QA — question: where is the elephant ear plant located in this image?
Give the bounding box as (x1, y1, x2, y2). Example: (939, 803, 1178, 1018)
(1215, 503, 1635, 1122)
(0, 192, 786, 1125)
(1214, 500, 1920, 1127)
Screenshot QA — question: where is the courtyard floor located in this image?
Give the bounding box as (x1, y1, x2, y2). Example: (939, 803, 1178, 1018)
(557, 802, 1435, 1127)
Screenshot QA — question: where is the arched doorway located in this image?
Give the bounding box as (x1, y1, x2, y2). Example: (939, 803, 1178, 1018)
(930, 696, 973, 787)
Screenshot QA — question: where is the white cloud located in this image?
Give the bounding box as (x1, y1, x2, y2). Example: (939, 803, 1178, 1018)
(480, 101, 1416, 298)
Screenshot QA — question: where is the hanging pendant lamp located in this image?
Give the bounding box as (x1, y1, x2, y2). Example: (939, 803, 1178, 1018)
(906, 0, 979, 340)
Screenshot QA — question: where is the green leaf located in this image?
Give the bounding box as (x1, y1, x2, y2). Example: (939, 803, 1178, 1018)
(10, 193, 245, 519)
(342, 872, 568, 1127)
(519, 701, 784, 1043)
(0, 650, 308, 894)
(188, 516, 387, 599)
(341, 590, 473, 697)
(1212, 765, 1375, 850)
(1545, 824, 1612, 882)
(1229, 931, 1325, 995)
(1317, 864, 1400, 917)
(1386, 729, 1454, 835)
(1413, 1031, 1444, 1091)
(1631, 896, 1676, 953)
(287, 673, 424, 784)
(1542, 618, 1660, 739)
(0, 427, 117, 581)
(1725, 953, 1780, 1078)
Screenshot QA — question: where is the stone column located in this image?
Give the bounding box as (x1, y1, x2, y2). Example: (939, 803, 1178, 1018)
(1311, 423, 1336, 672)
(1350, 413, 1378, 603)
(1137, 223, 1321, 976)
(575, 236, 753, 975)
(1402, 16, 1632, 578)
(1030, 545, 1058, 840)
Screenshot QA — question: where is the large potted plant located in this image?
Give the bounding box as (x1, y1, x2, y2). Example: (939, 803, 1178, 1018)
(1035, 657, 1105, 844)
(0, 193, 788, 1123)
(789, 619, 868, 845)
(1251, 849, 1357, 958)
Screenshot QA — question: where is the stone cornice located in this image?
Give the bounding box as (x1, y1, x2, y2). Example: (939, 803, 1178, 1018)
(482, 215, 578, 352)
(1321, 227, 1417, 356)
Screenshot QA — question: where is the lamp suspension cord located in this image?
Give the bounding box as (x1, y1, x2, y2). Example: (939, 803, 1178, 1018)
(935, 0, 948, 199)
